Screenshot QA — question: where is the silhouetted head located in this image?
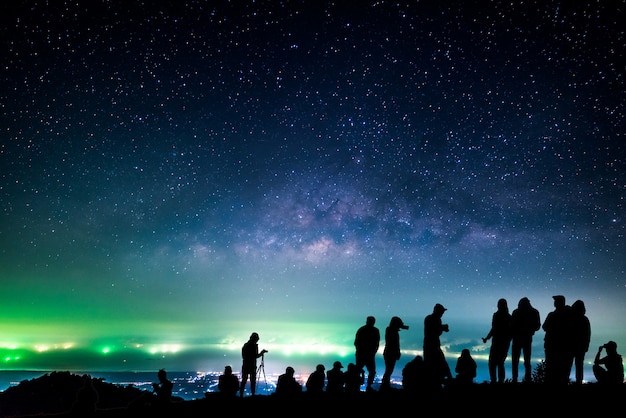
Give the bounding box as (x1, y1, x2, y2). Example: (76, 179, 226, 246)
(316, 364, 325, 372)
(497, 298, 508, 312)
(604, 341, 617, 352)
(572, 299, 586, 315)
(366, 316, 376, 326)
(157, 369, 167, 381)
(224, 365, 232, 374)
(390, 316, 409, 330)
(553, 295, 566, 308)
(461, 348, 470, 357)
(434, 303, 447, 314)
(286, 366, 295, 376)
(333, 361, 344, 369)
(250, 332, 260, 342)
(518, 297, 530, 309)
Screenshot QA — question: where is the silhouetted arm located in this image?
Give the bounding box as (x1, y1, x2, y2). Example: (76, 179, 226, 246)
(594, 346, 604, 365)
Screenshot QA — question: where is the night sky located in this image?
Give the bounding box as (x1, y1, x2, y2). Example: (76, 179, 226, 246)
(1, 1, 624, 384)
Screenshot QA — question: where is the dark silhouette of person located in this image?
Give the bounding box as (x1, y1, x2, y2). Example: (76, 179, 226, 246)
(128, 369, 173, 409)
(239, 332, 268, 397)
(423, 303, 452, 387)
(381, 316, 409, 390)
(455, 348, 477, 385)
(344, 362, 365, 394)
(305, 364, 326, 395)
(217, 365, 240, 398)
(593, 341, 624, 384)
(402, 354, 427, 392)
(354, 315, 380, 391)
(325, 360, 345, 395)
(542, 295, 573, 385)
(152, 369, 173, 406)
(70, 374, 99, 416)
(510, 296, 541, 383)
(570, 299, 591, 384)
(482, 298, 512, 384)
(275, 366, 302, 397)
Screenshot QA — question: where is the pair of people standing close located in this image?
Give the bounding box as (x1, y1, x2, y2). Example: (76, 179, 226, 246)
(542, 295, 592, 385)
(406, 298, 541, 387)
(482, 297, 543, 384)
(354, 315, 410, 391)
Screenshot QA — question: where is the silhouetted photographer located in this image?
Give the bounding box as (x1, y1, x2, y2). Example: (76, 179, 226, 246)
(593, 341, 624, 384)
(240, 332, 269, 397)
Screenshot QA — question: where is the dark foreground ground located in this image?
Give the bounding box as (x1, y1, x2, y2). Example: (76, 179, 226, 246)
(1, 371, 624, 417)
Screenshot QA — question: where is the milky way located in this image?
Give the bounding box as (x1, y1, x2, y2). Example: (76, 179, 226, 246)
(0, 1, 624, 382)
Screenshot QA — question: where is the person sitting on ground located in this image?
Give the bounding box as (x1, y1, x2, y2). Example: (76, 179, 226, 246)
(275, 366, 302, 397)
(344, 362, 365, 394)
(325, 361, 345, 395)
(217, 365, 240, 398)
(593, 341, 624, 384)
(305, 364, 326, 395)
(455, 348, 477, 385)
(152, 369, 173, 405)
(402, 355, 427, 392)
(130, 368, 174, 409)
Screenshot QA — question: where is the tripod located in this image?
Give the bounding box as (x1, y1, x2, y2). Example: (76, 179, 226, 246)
(256, 353, 268, 394)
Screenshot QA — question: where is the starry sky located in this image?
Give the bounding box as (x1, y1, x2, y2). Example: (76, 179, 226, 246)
(0, 1, 624, 384)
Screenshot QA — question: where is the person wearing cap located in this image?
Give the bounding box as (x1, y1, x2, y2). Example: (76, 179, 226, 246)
(326, 361, 345, 394)
(423, 303, 452, 387)
(381, 316, 409, 390)
(593, 341, 624, 384)
(541, 295, 573, 385)
(354, 316, 380, 392)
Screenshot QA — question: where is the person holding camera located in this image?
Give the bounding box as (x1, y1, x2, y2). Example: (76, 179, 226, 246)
(239, 332, 268, 397)
(593, 341, 624, 384)
(423, 303, 452, 387)
(381, 316, 409, 390)
(152, 369, 173, 405)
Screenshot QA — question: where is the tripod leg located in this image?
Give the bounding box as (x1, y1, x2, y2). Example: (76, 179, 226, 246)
(256, 363, 267, 394)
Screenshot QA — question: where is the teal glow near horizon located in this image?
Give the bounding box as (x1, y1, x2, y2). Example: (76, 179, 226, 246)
(1, 1, 624, 386)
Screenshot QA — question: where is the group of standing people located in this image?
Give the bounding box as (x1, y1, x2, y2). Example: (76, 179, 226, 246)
(354, 315, 412, 391)
(481, 294, 623, 386)
(221, 296, 622, 398)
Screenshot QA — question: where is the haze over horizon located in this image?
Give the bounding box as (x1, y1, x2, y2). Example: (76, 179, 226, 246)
(1, 0, 624, 386)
